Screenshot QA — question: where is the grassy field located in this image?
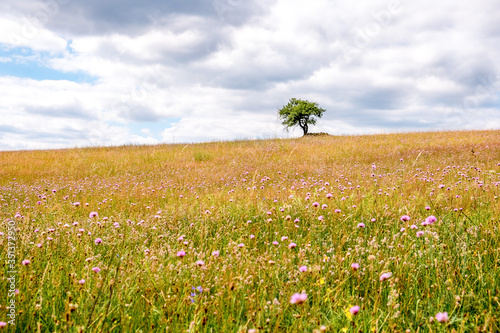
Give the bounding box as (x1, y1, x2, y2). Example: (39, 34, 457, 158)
(1, 130, 499, 332)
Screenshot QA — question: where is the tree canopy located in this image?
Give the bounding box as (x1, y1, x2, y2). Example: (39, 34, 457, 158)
(278, 98, 326, 135)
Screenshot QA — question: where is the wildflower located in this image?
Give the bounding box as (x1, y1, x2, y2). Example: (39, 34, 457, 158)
(92, 267, 101, 273)
(89, 212, 98, 218)
(401, 215, 410, 221)
(237, 243, 245, 248)
(299, 265, 308, 272)
(79, 279, 85, 284)
(0, 322, 7, 327)
(380, 272, 392, 281)
(351, 263, 360, 271)
(425, 206, 431, 210)
(435, 312, 448, 323)
(410, 225, 418, 229)
(313, 202, 319, 208)
(357, 223, 365, 228)
(22, 259, 30, 265)
(288, 242, 297, 249)
(272, 241, 279, 245)
(212, 250, 220, 257)
(349, 305, 360, 315)
(36, 243, 42, 248)
(425, 215, 437, 224)
(290, 293, 308, 304)
(196, 260, 205, 267)
(250, 234, 255, 239)
(177, 250, 186, 257)
(371, 218, 376, 222)
(326, 193, 333, 199)
(73, 202, 80, 207)
(318, 215, 324, 221)
(294, 218, 300, 223)
(400, 227, 405, 232)
(416, 231, 424, 237)
(335, 209, 341, 213)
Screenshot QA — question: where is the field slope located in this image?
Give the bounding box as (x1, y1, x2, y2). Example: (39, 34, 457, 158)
(1, 130, 500, 332)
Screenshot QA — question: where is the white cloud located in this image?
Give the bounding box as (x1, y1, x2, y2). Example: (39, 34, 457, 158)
(0, 0, 499, 150)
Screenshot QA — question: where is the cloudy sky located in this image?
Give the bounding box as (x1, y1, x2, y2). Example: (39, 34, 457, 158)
(0, 0, 499, 150)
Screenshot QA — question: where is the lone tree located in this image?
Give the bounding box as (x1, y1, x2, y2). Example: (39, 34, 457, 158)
(278, 98, 326, 135)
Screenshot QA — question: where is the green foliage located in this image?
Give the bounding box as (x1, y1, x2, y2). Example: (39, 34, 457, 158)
(278, 98, 326, 135)
(193, 151, 213, 162)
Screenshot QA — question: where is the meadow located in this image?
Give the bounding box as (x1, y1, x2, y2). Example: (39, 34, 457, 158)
(0, 130, 499, 332)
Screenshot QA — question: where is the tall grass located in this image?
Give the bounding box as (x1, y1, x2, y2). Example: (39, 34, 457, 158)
(0, 130, 499, 332)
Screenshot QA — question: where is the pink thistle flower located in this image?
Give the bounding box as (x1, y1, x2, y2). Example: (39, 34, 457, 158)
(439, 184, 445, 189)
(425, 206, 431, 210)
(0, 322, 6, 327)
(94, 238, 102, 245)
(89, 212, 98, 218)
(416, 231, 424, 237)
(294, 218, 300, 223)
(401, 215, 410, 222)
(290, 292, 308, 304)
(349, 305, 360, 315)
(79, 279, 85, 284)
(212, 250, 220, 257)
(92, 267, 101, 273)
(335, 209, 341, 213)
(73, 202, 81, 207)
(196, 260, 205, 267)
(312, 202, 319, 208)
(371, 218, 376, 222)
(281, 236, 288, 242)
(326, 193, 333, 199)
(357, 223, 365, 228)
(288, 242, 297, 249)
(435, 312, 449, 323)
(177, 250, 186, 257)
(425, 215, 437, 224)
(272, 241, 279, 246)
(237, 243, 245, 248)
(250, 234, 255, 239)
(299, 265, 308, 272)
(351, 263, 360, 271)
(36, 243, 42, 248)
(410, 225, 418, 229)
(318, 215, 324, 221)
(22, 259, 30, 265)
(322, 204, 327, 209)
(380, 272, 392, 282)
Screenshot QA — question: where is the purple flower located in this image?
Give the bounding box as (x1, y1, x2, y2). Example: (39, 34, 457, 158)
(400, 215, 410, 222)
(79, 279, 85, 284)
(416, 231, 424, 237)
(351, 263, 360, 271)
(288, 242, 297, 249)
(290, 292, 308, 304)
(312, 202, 319, 208)
(380, 272, 392, 282)
(196, 260, 205, 267)
(425, 215, 437, 224)
(357, 223, 365, 228)
(349, 305, 360, 315)
(92, 267, 101, 273)
(212, 250, 220, 257)
(299, 265, 308, 272)
(94, 238, 102, 245)
(89, 212, 98, 218)
(22, 259, 30, 266)
(435, 312, 448, 323)
(177, 250, 186, 257)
